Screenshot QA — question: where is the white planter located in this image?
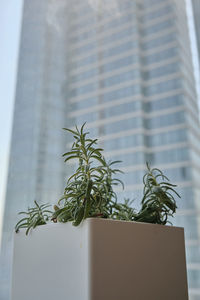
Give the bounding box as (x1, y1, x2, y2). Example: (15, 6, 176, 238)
(11, 218, 188, 300)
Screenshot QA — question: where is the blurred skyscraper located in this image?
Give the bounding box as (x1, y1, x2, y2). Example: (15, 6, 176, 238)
(1, 0, 200, 299)
(0, 1, 69, 298)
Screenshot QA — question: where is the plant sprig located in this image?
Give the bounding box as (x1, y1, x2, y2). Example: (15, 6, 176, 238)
(52, 123, 124, 226)
(134, 163, 180, 225)
(15, 201, 52, 235)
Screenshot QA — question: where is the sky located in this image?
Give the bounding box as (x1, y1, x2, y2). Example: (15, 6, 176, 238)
(0, 0, 23, 246)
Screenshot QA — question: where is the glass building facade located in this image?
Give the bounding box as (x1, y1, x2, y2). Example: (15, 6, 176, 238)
(0, 1, 70, 299)
(1, 0, 200, 299)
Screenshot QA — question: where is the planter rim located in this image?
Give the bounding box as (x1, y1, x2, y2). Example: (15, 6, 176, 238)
(14, 217, 184, 235)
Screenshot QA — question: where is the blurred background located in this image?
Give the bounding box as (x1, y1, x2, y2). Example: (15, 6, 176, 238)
(0, 0, 200, 299)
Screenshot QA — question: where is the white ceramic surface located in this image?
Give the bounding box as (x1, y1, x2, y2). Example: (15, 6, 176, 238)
(11, 218, 188, 300)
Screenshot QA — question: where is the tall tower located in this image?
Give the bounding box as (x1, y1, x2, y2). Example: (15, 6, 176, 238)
(66, 0, 200, 298)
(1, 0, 200, 299)
(0, 1, 69, 299)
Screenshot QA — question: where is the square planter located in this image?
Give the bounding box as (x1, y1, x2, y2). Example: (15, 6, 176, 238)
(11, 218, 188, 300)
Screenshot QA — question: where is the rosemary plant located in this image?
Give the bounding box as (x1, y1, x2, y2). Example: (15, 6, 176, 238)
(134, 163, 180, 225)
(15, 124, 181, 234)
(52, 123, 124, 226)
(15, 201, 52, 235)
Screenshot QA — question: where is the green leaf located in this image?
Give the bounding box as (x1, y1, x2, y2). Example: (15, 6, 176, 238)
(63, 127, 79, 136)
(111, 169, 124, 174)
(62, 150, 79, 157)
(90, 155, 106, 166)
(73, 206, 84, 226)
(112, 178, 124, 189)
(75, 125, 80, 135)
(88, 148, 103, 158)
(67, 172, 81, 183)
(86, 139, 98, 150)
(80, 122, 86, 134)
(109, 160, 122, 166)
(64, 155, 81, 162)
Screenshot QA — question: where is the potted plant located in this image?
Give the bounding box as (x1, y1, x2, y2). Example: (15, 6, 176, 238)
(12, 124, 188, 300)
